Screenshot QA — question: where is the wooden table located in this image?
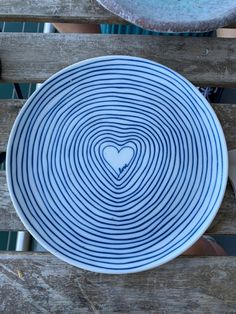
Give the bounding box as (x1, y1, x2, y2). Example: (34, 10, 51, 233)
(0, 0, 236, 312)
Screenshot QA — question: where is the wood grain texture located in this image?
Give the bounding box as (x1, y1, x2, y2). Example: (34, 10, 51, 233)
(1, 101, 236, 151)
(0, 0, 124, 23)
(0, 100, 23, 151)
(0, 253, 236, 313)
(0, 170, 235, 233)
(213, 103, 236, 150)
(0, 33, 235, 86)
(0, 172, 24, 230)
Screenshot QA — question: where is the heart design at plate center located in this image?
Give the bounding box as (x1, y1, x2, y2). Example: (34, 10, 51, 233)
(103, 146, 134, 177)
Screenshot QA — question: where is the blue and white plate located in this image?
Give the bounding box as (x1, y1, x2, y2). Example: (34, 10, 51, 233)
(7, 56, 228, 274)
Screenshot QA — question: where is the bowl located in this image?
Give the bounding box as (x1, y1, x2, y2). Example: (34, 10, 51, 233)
(7, 56, 228, 274)
(97, 0, 236, 32)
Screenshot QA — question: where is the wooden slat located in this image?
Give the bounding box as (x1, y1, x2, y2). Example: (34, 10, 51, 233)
(0, 33, 236, 86)
(0, 253, 236, 312)
(213, 103, 236, 150)
(0, 0, 123, 23)
(1, 101, 236, 152)
(0, 172, 24, 230)
(1, 174, 236, 233)
(0, 100, 23, 151)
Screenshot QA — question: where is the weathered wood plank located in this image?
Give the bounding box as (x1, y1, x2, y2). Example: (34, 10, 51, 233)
(0, 0, 124, 23)
(0, 172, 24, 230)
(212, 103, 236, 150)
(0, 253, 236, 313)
(0, 33, 235, 86)
(0, 100, 23, 152)
(0, 168, 235, 234)
(1, 101, 236, 151)
(210, 181, 236, 234)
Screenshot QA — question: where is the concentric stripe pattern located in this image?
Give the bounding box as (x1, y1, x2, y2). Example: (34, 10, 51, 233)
(7, 57, 227, 273)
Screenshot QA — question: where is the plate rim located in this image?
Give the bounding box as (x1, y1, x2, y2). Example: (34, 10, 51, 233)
(6, 55, 229, 274)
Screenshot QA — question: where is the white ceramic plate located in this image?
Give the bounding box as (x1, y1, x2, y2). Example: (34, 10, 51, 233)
(7, 56, 228, 274)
